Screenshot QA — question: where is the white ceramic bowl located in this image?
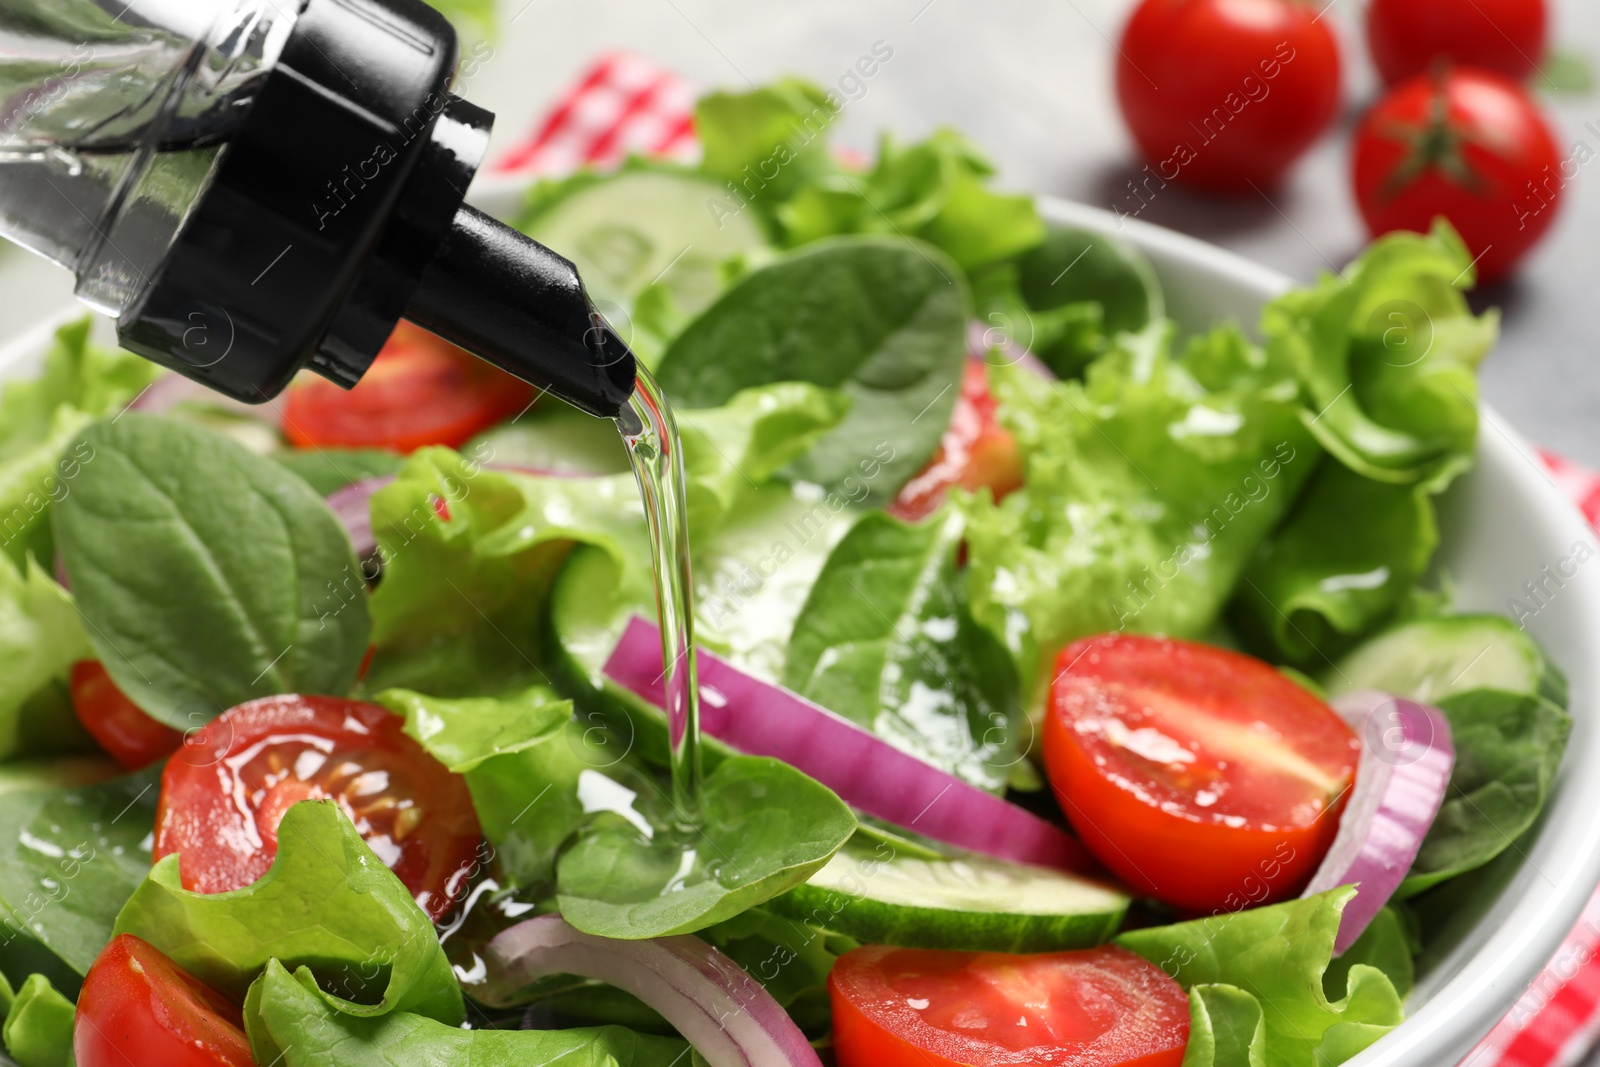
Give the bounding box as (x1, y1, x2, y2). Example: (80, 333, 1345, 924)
(8, 181, 1600, 1067)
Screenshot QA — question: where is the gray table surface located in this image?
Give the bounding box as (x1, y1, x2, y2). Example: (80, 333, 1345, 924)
(5, 0, 1595, 461)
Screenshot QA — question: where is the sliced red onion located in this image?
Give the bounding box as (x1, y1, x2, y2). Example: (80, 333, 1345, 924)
(485, 914, 821, 1067)
(605, 615, 1097, 873)
(1303, 690, 1455, 954)
(967, 319, 1056, 380)
(326, 476, 389, 559)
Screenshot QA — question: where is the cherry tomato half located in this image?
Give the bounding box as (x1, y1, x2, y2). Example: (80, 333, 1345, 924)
(1352, 68, 1563, 284)
(1368, 0, 1547, 86)
(283, 322, 536, 453)
(75, 934, 253, 1067)
(69, 660, 183, 770)
(1115, 0, 1342, 191)
(1043, 634, 1358, 914)
(890, 359, 1024, 522)
(829, 944, 1189, 1067)
(154, 694, 481, 921)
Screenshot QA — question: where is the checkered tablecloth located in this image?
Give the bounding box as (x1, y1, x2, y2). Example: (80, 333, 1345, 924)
(494, 50, 1600, 1067)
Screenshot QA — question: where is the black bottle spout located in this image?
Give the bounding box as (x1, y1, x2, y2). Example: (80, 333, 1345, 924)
(404, 205, 636, 419)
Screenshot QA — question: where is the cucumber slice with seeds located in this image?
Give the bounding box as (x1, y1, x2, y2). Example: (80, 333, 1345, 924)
(768, 838, 1128, 953)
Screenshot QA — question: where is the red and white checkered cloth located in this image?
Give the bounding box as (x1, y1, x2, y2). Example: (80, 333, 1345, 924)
(495, 50, 1600, 1067)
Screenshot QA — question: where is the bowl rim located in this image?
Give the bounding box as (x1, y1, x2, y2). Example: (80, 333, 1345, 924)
(6, 184, 1599, 1067)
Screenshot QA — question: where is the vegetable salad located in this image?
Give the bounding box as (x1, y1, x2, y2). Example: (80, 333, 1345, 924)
(0, 76, 1571, 1067)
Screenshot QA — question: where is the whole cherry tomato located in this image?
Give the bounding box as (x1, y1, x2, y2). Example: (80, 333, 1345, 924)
(69, 660, 183, 770)
(1115, 0, 1342, 192)
(1352, 67, 1564, 284)
(1367, 0, 1547, 86)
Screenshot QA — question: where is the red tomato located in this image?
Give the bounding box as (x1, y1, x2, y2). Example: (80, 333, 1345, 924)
(829, 944, 1189, 1067)
(154, 694, 481, 921)
(282, 321, 536, 453)
(1368, 0, 1547, 85)
(1352, 68, 1563, 283)
(75, 934, 253, 1067)
(1043, 634, 1358, 914)
(890, 359, 1024, 522)
(69, 660, 183, 770)
(1115, 0, 1342, 192)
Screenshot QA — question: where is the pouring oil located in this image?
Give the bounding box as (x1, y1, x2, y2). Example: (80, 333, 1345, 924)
(615, 365, 703, 821)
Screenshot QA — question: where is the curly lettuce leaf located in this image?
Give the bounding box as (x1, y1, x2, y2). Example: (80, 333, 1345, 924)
(1231, 464, 1439, 667)
(365, 383, 848, 696)
(964, 323, 1317, 696)
(112, 800, 463, 1025)
(1, 975, 71, 1067)
(1264, 222, 1494, 491)
(246, 959, 687, 1067)
(0, 557, 90, 762)
(1116, 888, 1406, 1067)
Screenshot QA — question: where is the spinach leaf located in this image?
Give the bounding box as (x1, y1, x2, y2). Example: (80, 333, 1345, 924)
(556, 755, 855, 939)
(0, 768, 157, 985)
(245, 960, 688, 1067)
(0, 557, 91, 762)
(52, 415, 370, 729)
(1400, 690, 1572, 895)
(656, 237, 969, 503)
(113, 800, 462, 1025)
(1, 975, 72, 1067)
(782, 510, 1022, 790)
(1116, 888, 1405, 1067)
(1231, 463, 1438, 667)
(0, 318, 159, 566)
(271, 448, 404, 496)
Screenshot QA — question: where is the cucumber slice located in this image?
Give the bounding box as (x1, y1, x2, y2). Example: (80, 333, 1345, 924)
(520, 167, 769, 312)
(1327, 614, 1566, 707)
(768, 838, 1128, 953)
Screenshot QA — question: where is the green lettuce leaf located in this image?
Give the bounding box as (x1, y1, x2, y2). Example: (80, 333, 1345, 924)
(245, 959, 688, 1067)
(964, 323, 1317, 696)
(365, 383, 842, 696)
(1231, 463, 1438, 667)
(380, 685, 573, 773)
(782, 509, 1023, 790)
(1263, 222, 1494, 491)
(1116, 888, 1405, 1067)
(1, 975, 72, 1067)
(112, 800, 463, 1025)
(0, 556, 91, 762)
(694, 79, 841, 210)
(780, 129, 1044, 271)
(0, 317, 159, 566)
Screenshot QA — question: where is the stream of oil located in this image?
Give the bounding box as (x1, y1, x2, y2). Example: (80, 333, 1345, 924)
(614, 364, 703, 820)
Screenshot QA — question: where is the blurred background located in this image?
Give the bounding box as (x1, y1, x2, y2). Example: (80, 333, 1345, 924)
(5, 0, 1594, 461)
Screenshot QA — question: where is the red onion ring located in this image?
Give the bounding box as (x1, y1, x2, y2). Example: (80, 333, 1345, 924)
(605, 615, 1097, 873)
(1303, 690, 1455, 953)
(485, 914, 821, 1067)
